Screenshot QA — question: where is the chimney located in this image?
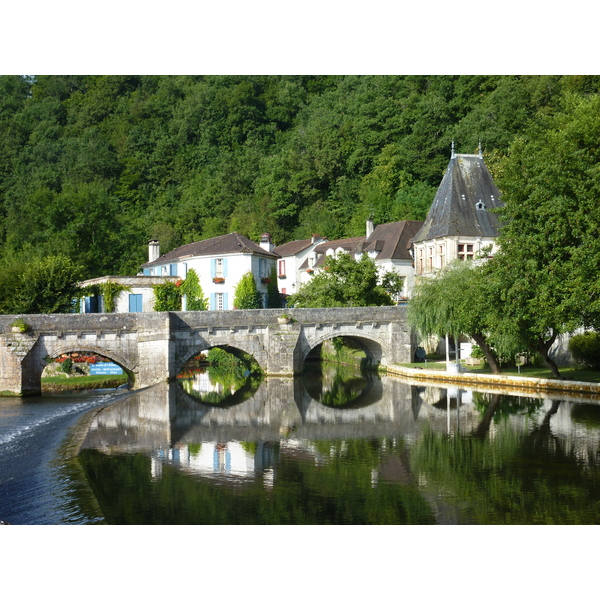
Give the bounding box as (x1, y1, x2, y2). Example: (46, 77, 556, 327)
(260, 232, 274, 252)
(366, 218, 374, 238)
(148, 240, 160, 263)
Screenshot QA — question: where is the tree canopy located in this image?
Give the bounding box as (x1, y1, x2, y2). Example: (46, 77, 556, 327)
(288, 253, 393, 308)
(2, 75, 600, 329)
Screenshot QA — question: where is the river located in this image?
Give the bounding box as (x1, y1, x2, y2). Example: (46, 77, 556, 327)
(2, 363, 600, 525)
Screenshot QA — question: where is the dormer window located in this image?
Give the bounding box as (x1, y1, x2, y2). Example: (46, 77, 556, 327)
(476, 200, 486, 211)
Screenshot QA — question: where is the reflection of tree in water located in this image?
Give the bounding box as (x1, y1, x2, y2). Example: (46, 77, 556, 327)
(177, 347, 263, 406)
(79, 436, 436, 524)
(303, 360, 378, 408)
(410, 396, 600, 524)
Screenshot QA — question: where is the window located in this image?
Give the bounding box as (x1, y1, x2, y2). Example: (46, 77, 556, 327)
(458, 244, 475, 260)
(215, 258, 224, 277)
(129, 294, 143, 312)
(438, 244, 445, 268)
(428, 247, 433, 270)
(278, 260, 286, 277)
(216, 293, 224, 310)
(259, 258, 267, 277)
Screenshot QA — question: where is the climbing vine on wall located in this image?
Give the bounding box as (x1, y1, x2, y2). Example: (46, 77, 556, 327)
(153, 281, 182, 311)
(98, 282, 132, 313)
(180, 269, 208, 311)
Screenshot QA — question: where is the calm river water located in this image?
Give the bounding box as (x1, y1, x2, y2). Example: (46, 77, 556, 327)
(3, 363, 600, 525)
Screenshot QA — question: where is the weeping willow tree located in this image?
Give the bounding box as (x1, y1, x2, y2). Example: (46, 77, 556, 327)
(407, 262, 504, 373)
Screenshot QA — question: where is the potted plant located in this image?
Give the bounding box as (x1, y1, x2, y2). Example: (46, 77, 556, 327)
(10, 318, 30, 333)
(277, 313, 291, 324)
(213, 277, 225, 284)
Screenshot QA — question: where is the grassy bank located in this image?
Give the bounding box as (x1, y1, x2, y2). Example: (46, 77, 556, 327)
(41, 374, 129, 392)
(398, 361, 600, 383)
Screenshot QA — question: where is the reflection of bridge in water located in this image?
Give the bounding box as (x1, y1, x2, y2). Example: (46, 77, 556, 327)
(80, 375, 600, 511)
(82, 377, 485, 453)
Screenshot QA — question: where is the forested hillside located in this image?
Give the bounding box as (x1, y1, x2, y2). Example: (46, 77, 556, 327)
(1, 74, 599, 281)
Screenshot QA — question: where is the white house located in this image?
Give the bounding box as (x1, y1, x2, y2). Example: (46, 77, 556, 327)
(351, 219, 423, 298)
(292, 219, 423, 298)
(80, 232, 279, 312)
(272, 235, 328, 298)
(411, 148, 503, 275)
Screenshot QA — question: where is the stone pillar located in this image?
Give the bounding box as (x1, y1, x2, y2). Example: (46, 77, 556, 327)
(0, 333, 40, 396)
(265, 322, 302, 376)
(134, 314, 174, 389)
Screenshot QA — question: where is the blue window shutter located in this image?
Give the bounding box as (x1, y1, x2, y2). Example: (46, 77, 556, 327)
(211, 259, 216, 278)
(129, 294, 143, 312)
(210, 293, 216, 310)
(143, 268, 150, 275)
(223, 292, 228, 310)
(223, 258, 228, 277)
(170, 264, 178, 276)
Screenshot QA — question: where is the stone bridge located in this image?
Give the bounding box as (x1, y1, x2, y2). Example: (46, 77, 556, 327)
(0, 306, 414, 396)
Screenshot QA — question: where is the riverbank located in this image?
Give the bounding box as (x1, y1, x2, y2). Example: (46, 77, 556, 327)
(41, 374, 128, 393)
(387, 363, 600, 397)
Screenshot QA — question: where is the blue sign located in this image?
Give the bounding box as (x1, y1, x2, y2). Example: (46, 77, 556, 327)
(90, 362, 123, 375)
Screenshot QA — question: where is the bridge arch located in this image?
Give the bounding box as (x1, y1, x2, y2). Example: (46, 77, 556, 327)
(42, 345, 135, 386)
(300, 331, 386, 369)
(174, 338, 267, 379)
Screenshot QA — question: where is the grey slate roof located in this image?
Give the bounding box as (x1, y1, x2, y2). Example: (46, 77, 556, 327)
(352, 220, 424, 260)
(298, 237, 366, 270)
(273, 238, 317, 256)
(412, 154, 503, 243)
(141, 232, 278, 268)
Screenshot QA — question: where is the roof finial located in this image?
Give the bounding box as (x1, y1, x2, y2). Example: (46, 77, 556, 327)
(478, 139, 483, 159)
(451, 139, 455, 159)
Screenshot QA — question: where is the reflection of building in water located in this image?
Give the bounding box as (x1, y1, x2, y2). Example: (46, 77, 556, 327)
(180, 371, 231, 395)
(549, 401, 600, 466)
(151, 441, 278, 489)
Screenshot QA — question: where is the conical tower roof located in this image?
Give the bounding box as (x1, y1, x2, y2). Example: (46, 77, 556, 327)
(413, 153, 503, 243)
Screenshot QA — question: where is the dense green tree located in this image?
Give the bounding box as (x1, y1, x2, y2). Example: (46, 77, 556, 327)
(489, 93, 600, 377)
(0, 253, 83, 314)
(1, 74, 598, 309)
(233, 272, 262, 309)
(288, 253, 393, 308)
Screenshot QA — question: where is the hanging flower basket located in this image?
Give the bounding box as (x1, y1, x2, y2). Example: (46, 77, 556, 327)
(306, 269, 314, 275)
(213, 277, 225, 284)
(278, 274, 286, 279)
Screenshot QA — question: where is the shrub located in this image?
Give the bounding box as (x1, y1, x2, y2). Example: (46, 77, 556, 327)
(233, 272, 262, 309)
(569, 331, 600, 370)
(470, 345, 485, 360)
(153, 281, 182, 311)
(10, 318, 30, 332)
